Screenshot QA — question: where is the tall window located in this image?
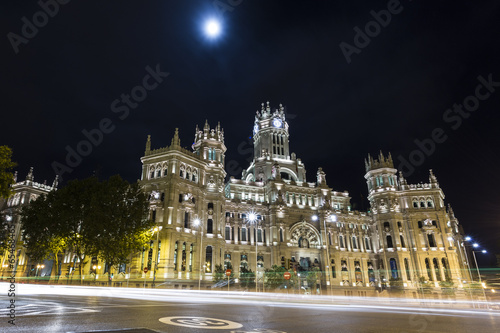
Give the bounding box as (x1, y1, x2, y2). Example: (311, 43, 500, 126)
(427, 233, 436, 248)
(404, 258, 411, 280)
(181, 242, 186, 271)
(352, 236, 358, 249)
(257, 229, 262, 243)
(207, 219, 213, 234)
(241, 227, 247, 241)
(386, 235, 394, 248)
(365, 237, 371, 250)
(156, 240, 161, 271)
(205, 246, 212, 273)
(331, 259, 336, 278)
(339, 235, 345, 248)
(173, 242, 178, 271)
(329, 232, 332, 246)
(225, 226, 231, 240)
(390, 258, 398, 279)
(279, 228, 284, 242)
(184, 212, 189, 229)
(189, 244, 193, 272)
(433, 258, 441, 281)
(400, 235, 406, 248)
(147, 241, 153, 270)
(425, 258, 432, 280)
(442, 258, 450, 281)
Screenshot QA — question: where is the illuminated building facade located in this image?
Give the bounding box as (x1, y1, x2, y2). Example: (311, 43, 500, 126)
(0, 102, 471, 293)
(138, 102, 471, 292)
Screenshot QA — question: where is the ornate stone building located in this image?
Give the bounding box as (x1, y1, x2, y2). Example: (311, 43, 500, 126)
(0, 168, 58, 277)
(0, 102, 472, 293)
(137, 102, 471, 292)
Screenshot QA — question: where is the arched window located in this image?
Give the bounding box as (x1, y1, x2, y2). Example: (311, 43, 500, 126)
(181, 242, 186, 271)
(425, 258, 433, 280)
(413, 201, 419, 208)
(404, 258, 411, 280)
(433, 258, 441, 281)
(427, 198, 434, 208)
(207, 219, 213, 234)
(386, 235, 394, 248)
(163, 166, 168, 177)
(365, 237, 371, 250)
(179, 166, 185, 178)
(400, 235, 406, 248)
(192, 170, 197, 182)
(189, 244, 193, 272)
(173, 242, 178, 271)
(156, 168, 161, 178)
(441, 258, 450, 281)
(390, 258, 398, 279)
(420, 201, 425, 208)
(205, 246, 213, 272)
(150, 169, 155, 179)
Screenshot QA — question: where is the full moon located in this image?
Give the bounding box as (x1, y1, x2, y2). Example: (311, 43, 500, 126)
(204, 19, 221, 38)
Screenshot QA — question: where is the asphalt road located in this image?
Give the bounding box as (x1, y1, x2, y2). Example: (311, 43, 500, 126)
(1, 289, 500, 333)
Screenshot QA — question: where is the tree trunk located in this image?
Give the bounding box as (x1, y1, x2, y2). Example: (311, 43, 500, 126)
(50, 252, 59, 284)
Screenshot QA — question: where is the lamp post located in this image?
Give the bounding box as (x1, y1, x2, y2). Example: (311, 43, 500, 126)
(464, 237, 489, 308)
(247, 212, 258, 293)
(193, 218, 203, 290)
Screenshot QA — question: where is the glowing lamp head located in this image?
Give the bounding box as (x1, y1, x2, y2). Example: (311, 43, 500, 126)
(482, 250, 487, 253)
(193, 218, 201, 227)
(465, 236, 472, 241)
(473, 243, 479, 248)
(204, 19, 221, 38)
(248, 213, 257, 222)
(311, 215, 318, 222)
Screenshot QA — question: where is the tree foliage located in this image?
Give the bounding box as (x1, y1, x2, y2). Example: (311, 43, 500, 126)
(239, 266, 256, 289)
(264, 265, 287, 290)
(0, 145, 16, 199)
(21, 175, 153, 284)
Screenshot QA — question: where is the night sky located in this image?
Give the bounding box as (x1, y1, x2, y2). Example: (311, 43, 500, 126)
(2, 1, 500, 260)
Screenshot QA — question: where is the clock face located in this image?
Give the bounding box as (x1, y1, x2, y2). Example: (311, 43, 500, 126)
(272, 118, 282, 128)
(253, 124, 259, 134)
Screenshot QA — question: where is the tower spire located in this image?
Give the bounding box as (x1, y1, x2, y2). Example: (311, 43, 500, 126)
(171, 128, 181, 146)
(145, 135, 151, 154)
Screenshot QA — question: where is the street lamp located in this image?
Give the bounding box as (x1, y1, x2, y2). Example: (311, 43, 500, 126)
(92, 265, 101, 283)
(247, 212, 258, 293)
(464, 237, 489, 307)
(193, 218, 203, 290)
(36, 264, 44, 282)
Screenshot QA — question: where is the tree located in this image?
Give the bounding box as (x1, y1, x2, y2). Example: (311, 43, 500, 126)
(264, 265, 286, 290)
(0, 145, 16, 199)
(90, 175, 153, 285)
(21, 175, 153, 285)
(21, 192, 66, 281)
(239, 266, 256, 289)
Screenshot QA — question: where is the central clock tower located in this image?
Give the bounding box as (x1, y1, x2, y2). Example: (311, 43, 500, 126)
(241, 101, 307, 183)
(253, 101, 290, 159)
